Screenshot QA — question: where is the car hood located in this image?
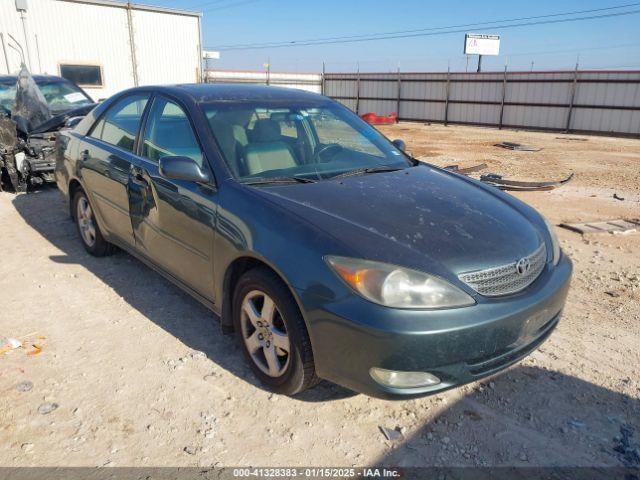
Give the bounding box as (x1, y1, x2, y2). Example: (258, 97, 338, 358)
(253, 166, 543, 276)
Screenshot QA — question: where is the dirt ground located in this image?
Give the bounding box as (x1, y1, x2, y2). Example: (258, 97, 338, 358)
(1, 123, 639, 468)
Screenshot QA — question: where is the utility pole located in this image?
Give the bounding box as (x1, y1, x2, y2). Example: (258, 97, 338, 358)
(34, 34, 41, 73)
(126, 1, 139, 86)
(355, 62, 360, 115)
(395, 65, 401, 117)
(565, 55, 580, 133)
(0, 33, 10, 74)
(15, 0, 32, 70)
(265, 57, 270, 85)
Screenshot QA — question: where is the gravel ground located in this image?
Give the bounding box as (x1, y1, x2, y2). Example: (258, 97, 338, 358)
(0, 123, 639, 467)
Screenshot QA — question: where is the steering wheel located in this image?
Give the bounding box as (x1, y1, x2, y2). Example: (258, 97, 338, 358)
(314, 143, 343, 163)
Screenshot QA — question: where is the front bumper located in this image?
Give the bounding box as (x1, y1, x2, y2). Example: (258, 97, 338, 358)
(300, 255, 572, 399)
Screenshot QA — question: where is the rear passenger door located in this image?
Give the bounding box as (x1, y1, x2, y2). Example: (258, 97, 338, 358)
(81, 93, 150, 247)
(128, 95, 217, 300)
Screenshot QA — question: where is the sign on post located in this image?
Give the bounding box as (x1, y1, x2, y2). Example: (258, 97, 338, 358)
(464, 34, 500, 56)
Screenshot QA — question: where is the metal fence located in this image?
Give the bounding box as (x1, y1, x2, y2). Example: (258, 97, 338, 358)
(324, 70, 640, 137)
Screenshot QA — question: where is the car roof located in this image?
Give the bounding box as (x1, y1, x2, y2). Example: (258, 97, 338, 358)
(127, 83, 328, 104)
(0, 74, 73, 84)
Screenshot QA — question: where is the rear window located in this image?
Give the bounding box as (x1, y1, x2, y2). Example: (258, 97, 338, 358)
(89, 94, 149, 152)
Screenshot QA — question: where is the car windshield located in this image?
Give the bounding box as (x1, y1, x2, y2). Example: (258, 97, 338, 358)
(202, 100, 411, 182)
(0, 79, 92, 115)
(0, 83, 14, 113)
(37, 80, 93, 112)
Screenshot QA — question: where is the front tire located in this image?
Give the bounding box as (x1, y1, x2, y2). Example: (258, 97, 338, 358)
(233, 267, 319, 395)
(73, 189, 116, 257)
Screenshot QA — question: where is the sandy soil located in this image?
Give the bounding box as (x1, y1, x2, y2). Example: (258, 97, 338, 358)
(1, 123, 639, 468)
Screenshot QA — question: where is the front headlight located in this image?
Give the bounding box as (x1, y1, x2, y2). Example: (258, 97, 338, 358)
(542, 216, 561, 265)
(326, 256, 475, 309)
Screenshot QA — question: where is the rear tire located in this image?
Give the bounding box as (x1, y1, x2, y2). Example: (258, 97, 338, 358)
(73, 189, 116, 257)
(233, 267, 319, 395)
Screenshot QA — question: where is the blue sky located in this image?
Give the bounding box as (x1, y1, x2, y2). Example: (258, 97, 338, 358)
(147, 0, 640, 72)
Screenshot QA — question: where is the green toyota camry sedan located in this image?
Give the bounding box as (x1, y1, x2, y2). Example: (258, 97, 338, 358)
(56, 84, 572, 399)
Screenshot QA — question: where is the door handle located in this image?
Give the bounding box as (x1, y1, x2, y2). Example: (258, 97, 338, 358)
(130, 167, 149, 187)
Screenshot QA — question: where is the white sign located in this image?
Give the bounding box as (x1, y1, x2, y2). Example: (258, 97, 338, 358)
(464, 34, 500, 56)
(203, 50, 220, 60)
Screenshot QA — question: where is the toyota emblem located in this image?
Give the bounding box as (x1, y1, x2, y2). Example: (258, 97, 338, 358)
(516, 257, 531, 275)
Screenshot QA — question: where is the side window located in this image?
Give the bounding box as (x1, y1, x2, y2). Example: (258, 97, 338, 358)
(89, 94, 149, 152)
(142, 98, 204, 167)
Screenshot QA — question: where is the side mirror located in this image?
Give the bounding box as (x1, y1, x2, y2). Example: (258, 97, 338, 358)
(159, 156, 211, 183)
(392, 139, 406, 152)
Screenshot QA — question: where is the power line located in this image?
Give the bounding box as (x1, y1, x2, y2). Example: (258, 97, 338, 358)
(211, 2, 640, 49)
(208, 5, 640, 51)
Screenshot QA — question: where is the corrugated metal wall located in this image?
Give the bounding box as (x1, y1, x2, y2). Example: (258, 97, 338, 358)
(207, 70, 322, 93)
(132, 8, 201, 88)
(325, 71, 640, 136)
(0, 0, 201, 100)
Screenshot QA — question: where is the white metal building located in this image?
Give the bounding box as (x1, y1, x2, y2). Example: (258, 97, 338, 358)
(0, 0, 202, 100)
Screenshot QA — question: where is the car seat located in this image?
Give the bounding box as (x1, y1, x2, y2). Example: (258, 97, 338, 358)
(242, 119, 298, 176)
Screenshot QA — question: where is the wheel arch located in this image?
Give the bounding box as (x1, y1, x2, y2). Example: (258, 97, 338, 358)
(68, 178, 83, 218)
(220, 254, 309, 335)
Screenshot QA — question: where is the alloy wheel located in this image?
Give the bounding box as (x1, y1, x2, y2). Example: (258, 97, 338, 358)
(77, 196, 96, 247)
(240, 290, 291, 377)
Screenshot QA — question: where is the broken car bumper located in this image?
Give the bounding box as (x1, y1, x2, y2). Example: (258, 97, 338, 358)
(301, 254, 572, 399)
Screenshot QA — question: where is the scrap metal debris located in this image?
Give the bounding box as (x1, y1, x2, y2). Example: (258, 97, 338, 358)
(0, 333, 46, 356)
(443, 163, 487, 174)
(495, 142, 542, 152)
(361, 112, 398, 124)
(0, 336, 22, 354)
(559, 219, 640, 235)
(379, 426, 404, 441)
(555, 136, 588, 142)
(480, 172, 574, 191)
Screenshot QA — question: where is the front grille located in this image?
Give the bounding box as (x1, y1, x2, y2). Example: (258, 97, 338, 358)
(458, 243, 546, 297)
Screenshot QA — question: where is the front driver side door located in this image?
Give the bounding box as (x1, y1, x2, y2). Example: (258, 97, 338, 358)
(128, 95, 218, 301)
(82, 93, 150, 247)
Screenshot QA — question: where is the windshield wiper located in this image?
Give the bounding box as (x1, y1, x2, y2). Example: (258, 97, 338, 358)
(242, 175, 317, 186)
(329, 165, 405, 180)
